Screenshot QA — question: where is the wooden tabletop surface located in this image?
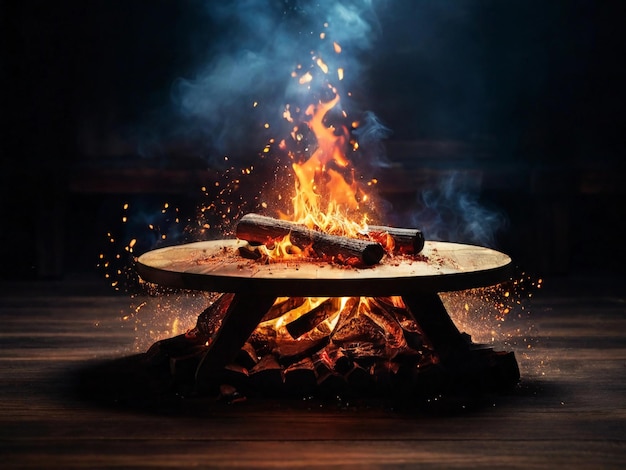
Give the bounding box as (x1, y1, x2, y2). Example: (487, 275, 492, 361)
(1, 274, 624, 469)
(135, 239, 513, 296)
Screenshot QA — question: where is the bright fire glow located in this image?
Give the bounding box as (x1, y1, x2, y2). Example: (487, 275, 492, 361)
(263, 53, 374, 260)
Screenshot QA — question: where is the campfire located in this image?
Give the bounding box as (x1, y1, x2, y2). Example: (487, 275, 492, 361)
(134, 28, 520, 403)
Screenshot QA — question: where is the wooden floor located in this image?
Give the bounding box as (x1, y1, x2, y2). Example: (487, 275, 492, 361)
(1, 273, 625, 469)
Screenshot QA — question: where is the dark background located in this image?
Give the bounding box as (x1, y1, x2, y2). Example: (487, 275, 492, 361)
(2, 0, 624, 283)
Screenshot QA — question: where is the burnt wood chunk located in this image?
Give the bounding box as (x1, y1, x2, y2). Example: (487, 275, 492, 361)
(260, 297, 306, 323)
(220, 363, 250, 392)
(235, 342, 259, 370)
(249, 354, 284, 394)
(362, 225, 425, 254)
(285, 298, 338, 339)
(235, 213, 385, 266)
(283, 358, 317, 396)
(274, 336, 330, 366)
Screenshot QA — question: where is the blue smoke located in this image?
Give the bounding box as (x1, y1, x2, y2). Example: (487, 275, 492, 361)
(159, 0, 385, 166)
(409, 172, 509, 248)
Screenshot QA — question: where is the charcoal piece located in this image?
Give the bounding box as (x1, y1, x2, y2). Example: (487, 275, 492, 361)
(285, 298, 338, 339)
(249, 355, 284, 395)
(220, 363, 250, 392)
(236, 342, 259, 370)
(283, 358, 317, 397)
(274, 336, 329, 366)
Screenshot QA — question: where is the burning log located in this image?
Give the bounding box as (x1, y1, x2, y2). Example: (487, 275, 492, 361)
(332, 312, 386, 346)
(274, 336, 330, 366)
(361, 225, 425, 255)
(285, 298, 339, 339)
(235, 213, 385, 266)
(260, 297, 307, 323)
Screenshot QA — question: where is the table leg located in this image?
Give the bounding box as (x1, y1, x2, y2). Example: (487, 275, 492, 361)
(401, 292, 470, 365)
(195, 293, 276, 393)
(402, 292, 520, 388)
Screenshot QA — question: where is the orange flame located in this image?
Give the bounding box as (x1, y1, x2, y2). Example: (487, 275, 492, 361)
(268, 44, 375, 258)
(285, 93, 368, 238)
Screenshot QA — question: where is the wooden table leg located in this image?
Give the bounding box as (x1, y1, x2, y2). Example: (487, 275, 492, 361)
(401, 293, 470, 365)
(195, 293, 277, 394)
(402, 292, 520, 388)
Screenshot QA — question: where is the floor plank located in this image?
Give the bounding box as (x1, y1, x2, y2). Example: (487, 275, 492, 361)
(0, 275, 624, 468)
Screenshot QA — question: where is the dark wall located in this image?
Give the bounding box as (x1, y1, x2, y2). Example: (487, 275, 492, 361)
(2, 0, 624, 280)
(371, 1, 625, 163)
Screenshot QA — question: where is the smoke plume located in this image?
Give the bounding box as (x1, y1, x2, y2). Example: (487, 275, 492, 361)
(149, 0, 385, 167)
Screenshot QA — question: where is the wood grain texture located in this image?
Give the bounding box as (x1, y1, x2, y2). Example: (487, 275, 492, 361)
(135, 239, 513, 296)
(0, 275, 625, 469)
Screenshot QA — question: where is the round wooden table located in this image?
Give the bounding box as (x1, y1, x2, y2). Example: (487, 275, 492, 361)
(136, 239, 512, 297)
(136, 239, 515, 391)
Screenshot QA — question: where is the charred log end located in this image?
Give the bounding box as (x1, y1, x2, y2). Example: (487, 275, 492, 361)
(362, 242, 386, 266)
(411, 231, 425, 254)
